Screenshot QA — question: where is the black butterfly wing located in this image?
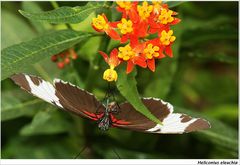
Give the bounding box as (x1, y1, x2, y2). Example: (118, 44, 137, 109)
(11, 73, 105, 121)
(111, 98, 211, 134)
(54, 79, 105, 120)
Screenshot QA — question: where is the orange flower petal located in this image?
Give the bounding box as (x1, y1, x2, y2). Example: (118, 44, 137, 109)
(110, 48, 120, 67)
(170, 18, 181, 25)
(106, 28, 121, 40)
(126, 61, 134, 74)
(165, 45, 173, 57)
(147, 58, 155, 72)
(99, 51, 109, 63)
(102, 13, 109, 22)
(129, 35, 139, 48)
(109, 21, 121, 28)
(121, 35, 129, 43)
(134, 56, 147, 68)
(92, 24, 103, 32)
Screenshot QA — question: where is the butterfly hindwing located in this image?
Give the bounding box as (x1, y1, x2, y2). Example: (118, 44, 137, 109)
(112, 98, 211, 134)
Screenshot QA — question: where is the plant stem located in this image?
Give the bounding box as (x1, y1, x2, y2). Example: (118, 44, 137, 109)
(50, 1, 59, 9)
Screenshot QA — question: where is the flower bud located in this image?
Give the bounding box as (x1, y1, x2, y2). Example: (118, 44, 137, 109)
(103, 68, 118, 82)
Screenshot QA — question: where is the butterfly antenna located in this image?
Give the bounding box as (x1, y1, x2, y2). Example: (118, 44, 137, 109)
(112, 147, 121, 159)
(74, 145, 87, 159)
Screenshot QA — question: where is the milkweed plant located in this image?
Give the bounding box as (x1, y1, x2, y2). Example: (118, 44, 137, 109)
(93, 1, 180, 82)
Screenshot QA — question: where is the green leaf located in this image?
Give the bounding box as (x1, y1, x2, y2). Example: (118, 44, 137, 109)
(2, 135, 78, 158)
(175, 107, 238, 153)
(1, 90, 45, 121)
(1, 9, 36, 49)
(1, 29, 95, 80)
(19, 2, 108, 24)
(20, 109, 71, 136)
(164, 1, 185, 8)
(116, 67, 162, 125)
(144, 23, 182, 99)
(22, 1, 51, 33)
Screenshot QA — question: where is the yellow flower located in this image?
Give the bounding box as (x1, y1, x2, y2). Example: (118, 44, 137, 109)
(137, 1, 153, 20)
(118, 45, 135, 61)
(160, 30, 176, 46)
(116, 1, 132, 10)
(143, 44, 160, 59)
(103, 68, 118, 82)
(92, 15, 109, 30)
(158, 9, 174, 24)
(152, 0, 162, 14)
(117, 18, 133, 34)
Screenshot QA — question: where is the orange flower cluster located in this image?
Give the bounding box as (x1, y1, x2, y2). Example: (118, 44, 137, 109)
(51, 48, 78, 69)
(92, 1, 180, 82)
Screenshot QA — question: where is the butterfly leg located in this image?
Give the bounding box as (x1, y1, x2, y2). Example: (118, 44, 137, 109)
(74, 145, 87, 159)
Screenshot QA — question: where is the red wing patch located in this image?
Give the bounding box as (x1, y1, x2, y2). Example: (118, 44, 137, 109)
(110, 114, 131, 125)
(83, 110, 104, 121)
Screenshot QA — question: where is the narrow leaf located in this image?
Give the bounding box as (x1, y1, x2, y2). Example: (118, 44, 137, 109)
(1, 30, 95, 80)
(22, 1, 51, 33)
(116, 67, 162, 125)
(19, 2, 107, 24)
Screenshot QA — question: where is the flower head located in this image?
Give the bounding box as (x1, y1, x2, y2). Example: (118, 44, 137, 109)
(92, 14, 109, 31)
(160, 30, 176, 46)
(99, 49, 121, 82)
(92, 14, 120, 40)
(158, 9, 174, 25)
(143, 43, 160, 59)
(137, 1, 153, 21)
(118, 44, 147, 73)
(99, 49, 120, 69)
(117, 18, 133, 35)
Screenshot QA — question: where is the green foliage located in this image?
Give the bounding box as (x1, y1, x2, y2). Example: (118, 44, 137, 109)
(20, 109, 71, 136)
(1, 1, 238, 159)
(175, 107, 238, 152)
(117, 67, 162, 125)
(22, 1, 51, 33)
(1, 30, 95, 80)
(144, 24, 182, 99)
(1, 9, 36, 49)
(1, 89, 43, 121)
(19, 2, 108, 24)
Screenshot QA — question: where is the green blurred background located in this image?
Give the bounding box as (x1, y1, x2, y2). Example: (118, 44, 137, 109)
(1, 1, 238, 159)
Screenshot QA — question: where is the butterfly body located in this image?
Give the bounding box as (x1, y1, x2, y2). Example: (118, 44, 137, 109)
(98, 100, 121, 131)
(11, 73, 211, 134)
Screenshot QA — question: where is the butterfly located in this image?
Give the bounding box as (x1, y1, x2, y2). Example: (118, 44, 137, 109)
(11, 73, 211, 134)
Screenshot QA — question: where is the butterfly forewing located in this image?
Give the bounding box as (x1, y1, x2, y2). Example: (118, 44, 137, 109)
(54, 79, 105, 120)
(11, 73, 63, 108)
(11, 73, 104, 120)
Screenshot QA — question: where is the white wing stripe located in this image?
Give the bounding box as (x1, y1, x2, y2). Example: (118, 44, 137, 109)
(25, 75, 63, 108)
(146, 113, 197, 134)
